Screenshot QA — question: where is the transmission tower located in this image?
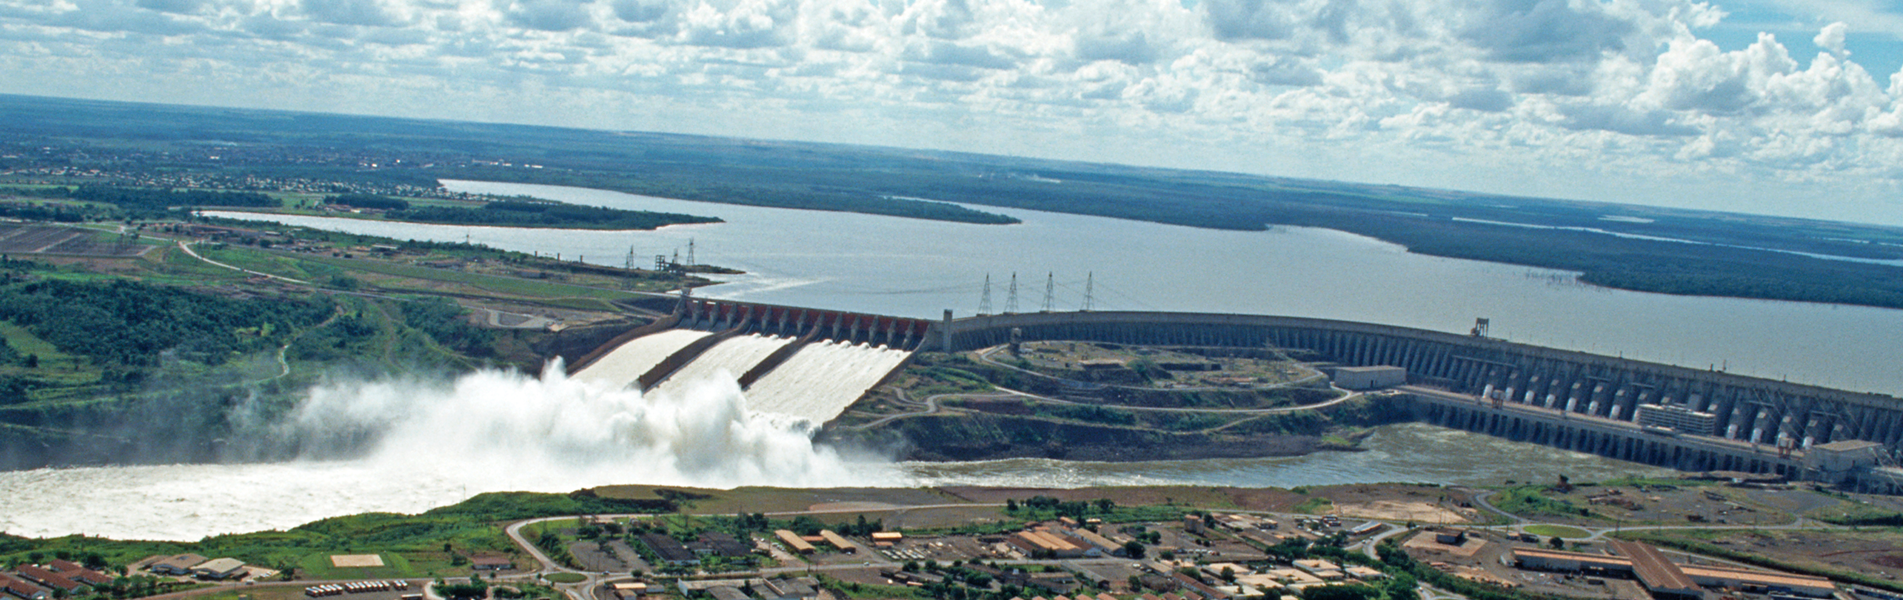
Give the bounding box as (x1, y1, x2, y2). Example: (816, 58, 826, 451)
(687, 238, 696, 266)
(979, 274, 994, 315)
(1041, 272, 1054, 312)
(1005, 273, 1019, 313)
(1083, 272, 1094, 311)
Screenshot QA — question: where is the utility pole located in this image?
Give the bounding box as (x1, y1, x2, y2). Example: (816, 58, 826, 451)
(1005, 273, 1019, 314)
(1083, 272, 1094, 311)
(1041, 272, 1054, 312)
(979, 274, 993, 315)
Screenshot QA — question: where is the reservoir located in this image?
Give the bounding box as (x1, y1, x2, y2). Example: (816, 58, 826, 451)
(8, 181, 1884, 541)
(211, 180, 1903, 395)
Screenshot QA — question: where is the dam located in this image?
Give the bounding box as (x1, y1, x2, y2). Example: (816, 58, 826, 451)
(568, 297, 933, 425)
(573, 297, 1903, 493)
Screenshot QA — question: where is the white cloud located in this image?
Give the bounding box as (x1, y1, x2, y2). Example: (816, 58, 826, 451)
(3, 0, 1903, 221)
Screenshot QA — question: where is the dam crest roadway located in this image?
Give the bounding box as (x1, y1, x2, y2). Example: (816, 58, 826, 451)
(573, 296, 1903, 494)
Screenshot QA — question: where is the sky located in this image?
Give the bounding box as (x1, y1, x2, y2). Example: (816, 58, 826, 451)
(5, 0, 1903, 225)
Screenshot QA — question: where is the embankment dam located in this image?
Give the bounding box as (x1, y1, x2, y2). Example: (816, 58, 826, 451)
(581, 298, 1903, 492)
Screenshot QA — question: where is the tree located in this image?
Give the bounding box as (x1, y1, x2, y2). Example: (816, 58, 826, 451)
(1301, 584, 1382, 600)
(1122, 540, 1147, 559)
(1548, 536, 1565, 550)
(1006, 498, 1018, 512)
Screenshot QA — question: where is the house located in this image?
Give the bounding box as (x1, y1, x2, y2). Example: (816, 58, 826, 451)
(471, 555, 514, 571)
(14, 567, 83, 594)
(192, 558, 248, 580)
(610, 582, 651, 600)
(706, 586, 751, 600)
(755, 577, 819, 600)
(45, 560, 113, 586)
(0, 575, 48, 600)
(151, 554, 207, 576)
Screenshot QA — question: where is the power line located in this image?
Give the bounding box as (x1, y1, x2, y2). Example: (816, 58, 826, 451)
(1041, 272, 1054, 312)
(978, 274, 993, 315)
(1005, 272, 1019, 313)
(1088, 272, 1103, 310)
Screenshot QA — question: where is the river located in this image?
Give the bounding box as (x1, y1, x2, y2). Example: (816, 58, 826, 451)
(212, 180, 1903, 395)
(4, 181, 1888, 541)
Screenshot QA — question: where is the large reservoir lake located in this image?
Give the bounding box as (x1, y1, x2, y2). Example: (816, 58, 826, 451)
(8, 180, 1889, 541)
(218, 180, 1903, 395)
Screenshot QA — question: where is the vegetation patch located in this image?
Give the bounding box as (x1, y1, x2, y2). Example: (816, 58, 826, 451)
(1521, 524, 1590, 539)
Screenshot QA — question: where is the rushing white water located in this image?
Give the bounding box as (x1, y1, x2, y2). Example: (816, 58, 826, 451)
(0, 365, 881, 541)
(569, 329, 710, 389)
(648, 334, 792, 398)
(744, 341, 914, 425)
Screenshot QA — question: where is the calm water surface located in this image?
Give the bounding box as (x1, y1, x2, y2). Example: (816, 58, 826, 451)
(211, 180, 1903, 394)
(20, 181, 1867, 541)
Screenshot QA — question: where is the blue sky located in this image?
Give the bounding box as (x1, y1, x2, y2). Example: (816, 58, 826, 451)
(5, 0, 1903, 225)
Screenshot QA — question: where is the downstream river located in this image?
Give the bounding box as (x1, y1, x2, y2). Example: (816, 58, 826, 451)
(6, 181, 1889, 541)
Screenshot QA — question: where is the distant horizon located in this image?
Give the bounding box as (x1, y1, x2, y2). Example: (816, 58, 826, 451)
(5, 0, 1903, 227)
(11, 90, 1903, 233)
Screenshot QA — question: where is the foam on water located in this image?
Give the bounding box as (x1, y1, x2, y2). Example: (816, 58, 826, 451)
(647, 334, 792, 398)
(0, 365, 889, 541)
(569, 329, 710, 389)
(743, 340, 912, 425)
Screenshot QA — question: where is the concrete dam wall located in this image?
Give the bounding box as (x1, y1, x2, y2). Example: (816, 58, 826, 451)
(938, 311, 1903, 456)
(571, 297, 933, 425)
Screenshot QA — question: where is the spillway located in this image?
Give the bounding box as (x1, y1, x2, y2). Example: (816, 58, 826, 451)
(649, 334, 793, 397)
(743, 340, 912, 425)
(569, 329, 711, 390)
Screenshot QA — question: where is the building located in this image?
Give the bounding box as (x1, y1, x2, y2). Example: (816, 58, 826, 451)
(1510, 548, 1633, 574)
(1064, 527, 1120, 555)
(755, 577, 820, 600)
(1184, 515, 1206, 534)
(1636, 405, 1718, 437)
(1291, 560, 1344, 581)
(1805, 440, 1885, 484)
(1609, 541, 1704, 600)
(640, 533, 701, 565)
(13, 567, 82, 594)
(1678, 566, 1835, 598)
(706, 586, 751, 600)
(774, 530, 815, 554)
(45, 560, 113, 586)
(1332, 366, 1407, 390)
(192, 558, 248, 580)
(817, 530, 858, 554)
(870, 532, 904, 545)
(471, 555, 514, 571)
(1010, 530, 1086, 558)
(0, 574, 49, 600)
(691, 532, 754, 558)
(150, 555, 208, 576)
